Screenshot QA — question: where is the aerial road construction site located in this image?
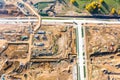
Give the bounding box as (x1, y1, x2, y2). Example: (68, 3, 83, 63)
(0, 0, 77, 80)
(1, 0, 120, 80)
(84, 23, 120, 80)
(0, 21, 77, 80)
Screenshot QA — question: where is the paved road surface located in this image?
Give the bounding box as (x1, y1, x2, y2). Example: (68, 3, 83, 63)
(0, 19, 120, 23)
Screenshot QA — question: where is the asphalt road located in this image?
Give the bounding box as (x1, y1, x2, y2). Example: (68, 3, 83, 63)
(0, 18, 120, 23)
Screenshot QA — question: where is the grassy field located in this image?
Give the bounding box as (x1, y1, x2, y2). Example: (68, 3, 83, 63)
(72, 0, 120, 15)
(34, 2, 54, 10)
(33, 0, 120, 16)
(34, 1, 54, 16)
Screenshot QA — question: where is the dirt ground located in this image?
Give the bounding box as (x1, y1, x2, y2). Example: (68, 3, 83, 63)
(4, 44, 28, 59)
(85, 23, 120, 80)
(0, 23, 77, 80)
(33, 24, 76, 58)
(29, 61, 74, 80)
(0, 40, 7, 47)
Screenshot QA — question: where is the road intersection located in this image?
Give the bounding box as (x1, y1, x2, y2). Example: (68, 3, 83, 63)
(2, 0, 120, 80)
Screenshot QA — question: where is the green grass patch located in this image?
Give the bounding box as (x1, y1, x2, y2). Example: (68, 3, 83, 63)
(39, 13, 48, 16)
(34, 2, 54, 10)
(81, 27, 84, 37)
(70, 0, 120, 15)
(84, 66, 86, 78)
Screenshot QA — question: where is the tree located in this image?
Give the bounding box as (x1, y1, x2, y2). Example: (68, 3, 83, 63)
(111, 8, 116, 14)
(99, 0, 104, 4)
(70, 0, 75, 4)
(85, 4, 92, 12)
(85, 1, 101, 13)
(118, 10, 120, 15)
(98, 4, 101, 8)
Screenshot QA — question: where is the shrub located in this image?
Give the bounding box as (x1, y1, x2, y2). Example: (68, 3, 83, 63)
(118, 10, 120, 15)
(111, 8, 116, 14)
(70, 0, 75, 4)
(99, 0, 104, 4)
(85, 1, 101, 13)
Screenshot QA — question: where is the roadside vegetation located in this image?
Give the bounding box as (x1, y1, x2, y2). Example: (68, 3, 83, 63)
(69, 0, 120, 15)
(34, 1, 54, 16)
(33, 0, 120, 16)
